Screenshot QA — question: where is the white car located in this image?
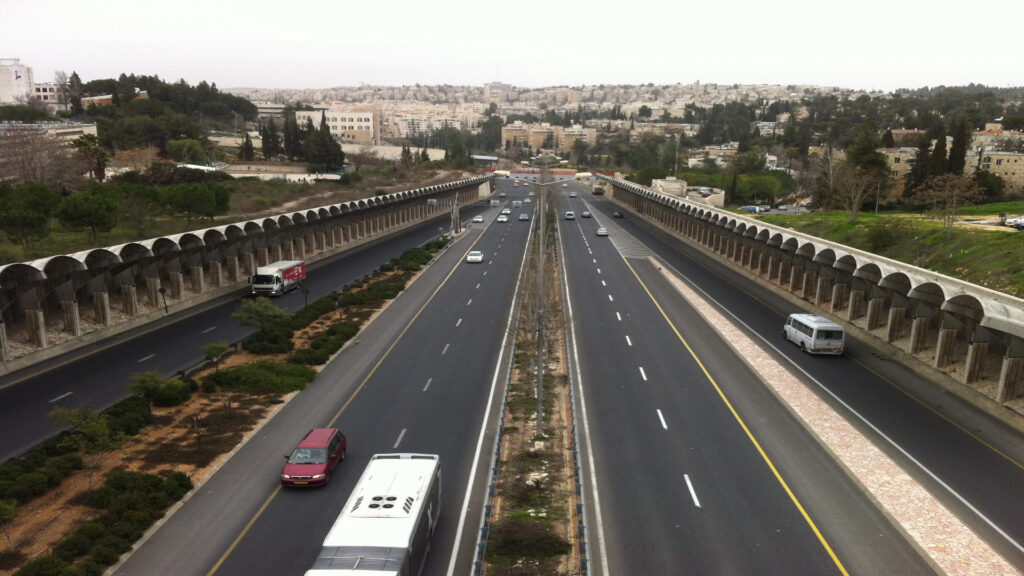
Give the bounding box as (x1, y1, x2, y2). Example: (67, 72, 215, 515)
(501, 208, 511, 215)
(569, 192, 577, 197)
(497, 214, 508, 223)
(596, 227, 608, 236)
(561, 183, 568, 188)
(466, 250, 484, 263)
(472, 215, 484, 223)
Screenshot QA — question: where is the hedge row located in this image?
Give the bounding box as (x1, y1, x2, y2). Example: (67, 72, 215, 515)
(288, 322, 360, 365)
(202, 360, 317, 394)
(15, 470, 192, 576)
(0, 396, 151, 504)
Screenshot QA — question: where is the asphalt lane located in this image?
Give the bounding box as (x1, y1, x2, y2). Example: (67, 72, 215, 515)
(579, 186, 1024, 569)
(116, 180, 533, 576)
(0, 206, 491, 463)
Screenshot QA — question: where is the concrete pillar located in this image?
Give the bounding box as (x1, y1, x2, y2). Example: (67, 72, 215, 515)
(847, 289, 864, 321)
(934, 328, 957, 368)
(324, 230, 334, 250)
(866, 298, 884, 330)
(886, 307, 906, 342)
(283, 241, 295, 260)
(0, 322, 7, 361)
(26, 309, 46, 348)
(243, 252, 256, 277)
(789, 265, 803, 292)
(121, 284, 139, 317)
(227, 256, 239, 282)
(779, 260, 792, 286)
(343, 223, 352, 243)
(963, 342, 989, 384)
(815, 276, 832, 307)
(271, 244, 282, 263)
(209, 261, 223, 287)
(910, 317, 930, 353)
(169, 271, 184, 300)
(93, 292, 111, 326)
(294, 237, 305, 258)
(767, 256, 779, 281)
(190, 265, 205, 294)
(802, 270, 817, 299)
(258, 247, 269, 266)
(758, 252, 770, 276)
(61, 300, 81, 337)
(831, 284, 848, 313)
(146, 277, 160, 307)
(996, 357, 1024, 402)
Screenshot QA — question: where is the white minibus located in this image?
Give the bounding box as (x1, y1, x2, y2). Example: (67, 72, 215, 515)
(784, 313, 844, 355)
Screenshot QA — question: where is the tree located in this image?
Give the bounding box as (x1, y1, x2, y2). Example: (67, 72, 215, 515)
(347, 146, 379, 174)
(973, 169, 1005, 202)
(56, 189, 118, 243)
(68, 71, 84, 117)
(73, 134, 109, 181)
(904, 136, 932, 199)
(834, 160, 879, 222)
(111, 146, 159, 172)
(232, 297, 289, 331)
(53, 70, 70, 112)
(0, 499, 16, 551)
(915, 174, 984, 238)
(927, 128, 948, 176)
(238, 133, 255, 161)
(113, 182, 162, 236)
(947, 117, 968, 175)
(0, 182, 57, 255)
(167, 139, 207, 163)
(283, 114, 302, 160)
(260, 118, 281, 160)
(638, 105, 652, 119)
(163, 182, 229, 226)
(881, 129, 895, 148)
(399, 144, 415, 173)
(49, 405, 124, 489)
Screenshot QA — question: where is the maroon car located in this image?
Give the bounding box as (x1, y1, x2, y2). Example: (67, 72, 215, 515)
(281, 428, 347, 487)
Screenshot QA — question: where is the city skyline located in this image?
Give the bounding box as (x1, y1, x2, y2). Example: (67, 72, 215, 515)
(3, 0, 1023, 93)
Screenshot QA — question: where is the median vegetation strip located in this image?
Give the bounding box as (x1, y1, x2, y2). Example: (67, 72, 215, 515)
(0, 238, 448, 575)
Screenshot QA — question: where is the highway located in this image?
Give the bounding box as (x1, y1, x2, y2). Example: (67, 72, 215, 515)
(564, 180, 1024, 572)
(115, 178, 534, 575)
(554, 183, 932, 575)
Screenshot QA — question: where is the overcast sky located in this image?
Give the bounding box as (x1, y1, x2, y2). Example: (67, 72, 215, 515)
(3, 0, 1021, 93)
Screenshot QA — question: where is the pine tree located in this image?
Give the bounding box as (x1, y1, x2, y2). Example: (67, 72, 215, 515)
(238, 133, 255, 161)
(904, 136, 931, 199)
(69, 71, 84, 117)
(927, 128, 948, 176)
(283, 114, 302, 160)
(947, 118, 968, 175)
(260, 118, 281, 160)
(882, 129, 895, 148)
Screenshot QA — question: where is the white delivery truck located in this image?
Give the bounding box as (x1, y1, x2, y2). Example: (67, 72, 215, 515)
(250, 260, 306, 297)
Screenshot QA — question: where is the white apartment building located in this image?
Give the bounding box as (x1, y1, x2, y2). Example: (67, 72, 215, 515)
(296, 105, 380, 146)
(0, 58, 35, 105)
(484, 82, 515, 104)
(389, 114, 463, 138)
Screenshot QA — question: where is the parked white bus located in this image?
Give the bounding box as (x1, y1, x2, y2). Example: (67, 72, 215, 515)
(304, 453, 441, 576)
(784, 313, 845, 355)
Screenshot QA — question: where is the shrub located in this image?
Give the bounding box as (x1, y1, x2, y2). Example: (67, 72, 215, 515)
(149, 378, 192, 407)
(53, 532, 92, 561)
(73, 559, 104, 576)
(13, 556, 73, 576)
(242, 324, 294, 355)
(104, 396, 152, 436)
(202, 361, 316, 394)
(89, 544, 120, 566)
(6, 473, 48, 502)
(289, 322, 360, 365)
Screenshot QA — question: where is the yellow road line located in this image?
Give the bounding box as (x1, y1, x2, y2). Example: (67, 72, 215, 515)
(622, 257, 849, 576)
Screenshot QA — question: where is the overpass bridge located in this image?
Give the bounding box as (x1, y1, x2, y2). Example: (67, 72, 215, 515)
(599, 174, 1024, 421)
(0, 176, 493, 375)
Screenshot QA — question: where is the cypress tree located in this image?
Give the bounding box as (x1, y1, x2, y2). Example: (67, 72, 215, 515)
(881, 129, 895, 148)
(947, 118, 968, 175)
(927, 128, 948, 177)
(904, 136, 931, 199)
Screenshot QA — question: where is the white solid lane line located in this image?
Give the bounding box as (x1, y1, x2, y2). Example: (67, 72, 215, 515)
(657, 409, 668, 430)
(49, 392, 74, 403)
(393, 428, 407, 449)
(685, 474, 701, 508)
(442, 343, 450, 355)
(423, 378, 433, 392)
(625, 335, 632, 346)
(639, 367, 648, 381)
(138, 354, 155, 363)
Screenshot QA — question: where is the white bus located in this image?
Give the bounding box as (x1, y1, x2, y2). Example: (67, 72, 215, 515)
(784, 313, 845, 355)
(305, 453, 441, 576)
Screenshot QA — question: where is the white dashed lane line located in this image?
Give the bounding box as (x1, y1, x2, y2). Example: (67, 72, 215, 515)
(639, 367, 648, 381)
(393, 428, 407, 448)
(685, 475, 701, 508)
(423, 378, 433, 392)
(657, 409, 668, 430)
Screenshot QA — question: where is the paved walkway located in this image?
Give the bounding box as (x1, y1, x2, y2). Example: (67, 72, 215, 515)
(652, 257, 1019, 576)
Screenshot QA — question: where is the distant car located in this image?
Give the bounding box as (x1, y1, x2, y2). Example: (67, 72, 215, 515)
(500, 192, 507, 197)
(472, 215, 484, 223)
(519, 213, 529, 221)
(501, 208, 511, 215)
(581, 211, 592, 218)
(564, 211, 575, 220)
(777, 205, 789, 211)
(596, 227, 609, 236)
(524, 198, 532, 203)
(466, 250, 484, 263)
(569, 192, 577, 197)
(612, 211, 623, 218)
(497, 214, 508, 223)
(281, 428, 347, 487)
(561, 183, 568, 188)
(1006, 215, 1024, 229)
